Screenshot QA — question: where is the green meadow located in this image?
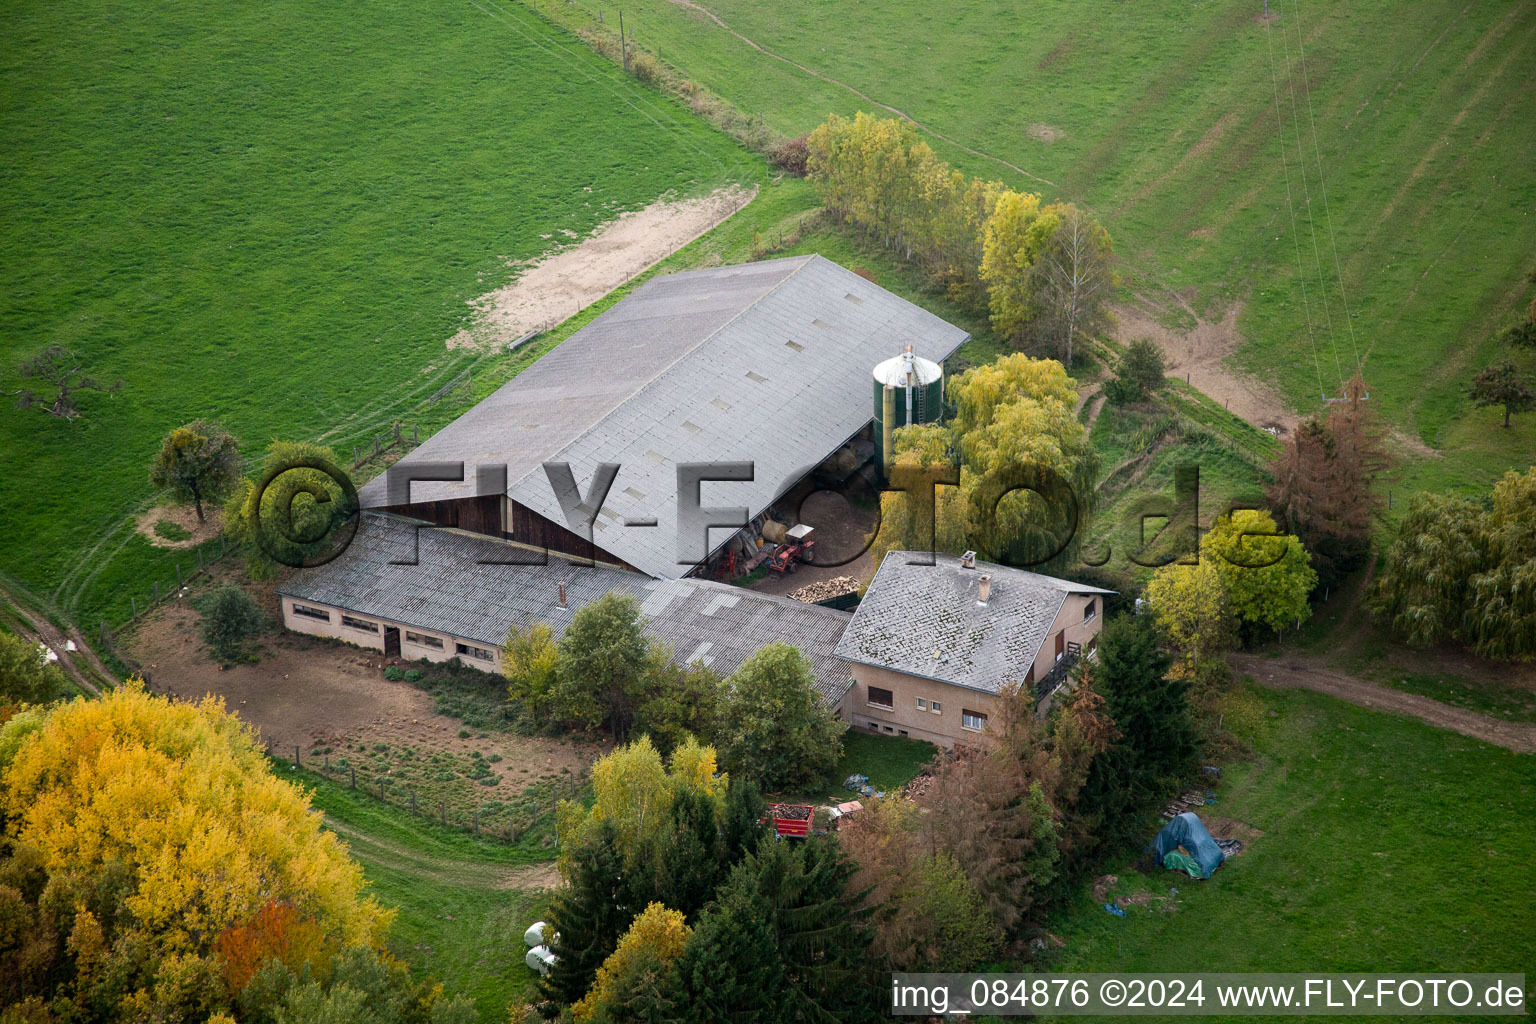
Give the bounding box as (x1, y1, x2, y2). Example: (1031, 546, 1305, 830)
(0, 0, 758, 628)
(548, 0, 1536, 491)
(1044, 685, 1535, 1001)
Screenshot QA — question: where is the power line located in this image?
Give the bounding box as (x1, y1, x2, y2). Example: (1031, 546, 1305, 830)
(1291, 0, 1362, 374)
(1262, 1, 1328, 402)
(1276, 0, 1344, 388)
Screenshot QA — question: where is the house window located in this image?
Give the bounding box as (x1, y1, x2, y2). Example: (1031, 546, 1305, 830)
(916, 697, 927, 711)
(962, 709, 988, 732)
(406, 631, 445, 650)
(341, 615, 379, 633)
(1055, 632, 1065, 661)
(455, 642, 494, 662)
(930, 701, 942, 714)
(1084, 598, 1097, 622)
(867, 686, 894, 710)
(291, 603, 329, 622)
(1088, 635, 1098, 652)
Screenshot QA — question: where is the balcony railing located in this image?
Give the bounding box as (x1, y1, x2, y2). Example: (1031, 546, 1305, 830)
(1033, 641, 1082, 702)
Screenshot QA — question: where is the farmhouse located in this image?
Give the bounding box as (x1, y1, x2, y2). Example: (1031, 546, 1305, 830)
(281, 254, 966, 705)
(834, 551, 1112, 747)
(278, 513, 855, 704)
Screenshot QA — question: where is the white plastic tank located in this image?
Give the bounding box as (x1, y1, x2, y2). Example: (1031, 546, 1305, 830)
(525, 945, 558, 976)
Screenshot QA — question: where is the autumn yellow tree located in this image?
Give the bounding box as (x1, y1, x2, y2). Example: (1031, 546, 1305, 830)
(1, 683, 391, 957)
(1144, 559, 1235, 671)
(980, 190, 1056, 339)
(555, 734, 726, 878)
(571, 903, 692, 1024)
(872, 354, 1098, 572)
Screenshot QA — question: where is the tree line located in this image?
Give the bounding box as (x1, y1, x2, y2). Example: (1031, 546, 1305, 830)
(536, 611, 1203, 1022)
(806, 112, 1114, 365)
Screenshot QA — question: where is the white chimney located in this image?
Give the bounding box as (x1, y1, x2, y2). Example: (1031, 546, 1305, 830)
(977, 574, 992, 606)
(960, 550, 977, 569)
(557, 581, 568, 609)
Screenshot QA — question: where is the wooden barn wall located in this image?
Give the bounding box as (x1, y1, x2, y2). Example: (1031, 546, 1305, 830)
(383, 496, 633, 572)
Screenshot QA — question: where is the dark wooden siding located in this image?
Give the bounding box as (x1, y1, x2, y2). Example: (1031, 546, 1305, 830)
(384, 496, 633, 572)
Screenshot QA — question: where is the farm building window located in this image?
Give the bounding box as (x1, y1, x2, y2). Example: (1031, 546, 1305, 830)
(406, 631, 444, 650)
(291, 603, 330, 622)
(456, 642, 494, 662)
(1084, 598, 1097, 622)
(341, 615, 379, 633)
(930, 701, 942, 714)
(916, 697, 927, 710)
(961, 709, 988, 732)
(866, 686, 894, 710)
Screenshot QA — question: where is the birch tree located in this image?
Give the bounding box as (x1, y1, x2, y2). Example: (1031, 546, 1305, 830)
(1031, 203, 1114, 366)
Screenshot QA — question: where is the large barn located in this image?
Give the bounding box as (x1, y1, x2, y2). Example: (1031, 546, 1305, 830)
(279, 254, 969, 704)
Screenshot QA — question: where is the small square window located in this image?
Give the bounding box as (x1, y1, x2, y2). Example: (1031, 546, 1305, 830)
(930, 701, 942, 714)
(916, 697, 927, 711)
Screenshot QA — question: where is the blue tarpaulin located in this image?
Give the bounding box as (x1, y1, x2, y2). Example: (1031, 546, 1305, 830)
(1149, 812, 1226, 879)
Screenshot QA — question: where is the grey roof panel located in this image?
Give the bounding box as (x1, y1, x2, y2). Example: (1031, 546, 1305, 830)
(359, 255, 970, 579)
(279, 514, 854, 706)
(834, 551, 1114, 695)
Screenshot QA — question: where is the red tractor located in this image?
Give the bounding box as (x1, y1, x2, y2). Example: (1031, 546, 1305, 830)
(767, 524, 816, 574)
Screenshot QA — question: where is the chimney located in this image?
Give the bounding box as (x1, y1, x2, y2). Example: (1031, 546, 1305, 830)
(960, 550, 977, 569)
(977, 574, 992, 606)
(557, 581, 568, 609)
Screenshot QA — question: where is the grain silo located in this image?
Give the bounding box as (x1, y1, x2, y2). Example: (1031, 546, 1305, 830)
(873, 345, 944, 471)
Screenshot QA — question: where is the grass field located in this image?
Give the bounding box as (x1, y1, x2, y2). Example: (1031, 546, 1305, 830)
(0, 0, 759, 630)
(305, 770, 555, 1021)
(545, 0, 1536, 492)
(1044, 684, 1535, 996)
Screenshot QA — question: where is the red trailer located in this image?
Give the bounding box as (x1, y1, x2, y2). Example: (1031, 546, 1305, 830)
(763, 803, 814, 838)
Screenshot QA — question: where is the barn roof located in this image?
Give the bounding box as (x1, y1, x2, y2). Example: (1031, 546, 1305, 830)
(834, 551, 1114, 695)
(278, 513, 855, 707)
(358, 254, 968, 579)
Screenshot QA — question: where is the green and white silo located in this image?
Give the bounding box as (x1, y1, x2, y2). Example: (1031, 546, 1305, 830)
(873, 345, 944, 472)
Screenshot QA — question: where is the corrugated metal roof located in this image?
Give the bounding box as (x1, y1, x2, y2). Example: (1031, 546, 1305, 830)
(278, 514, 855, 706)
(359, 254, 969, 579)
(834, 551, 1114, 695)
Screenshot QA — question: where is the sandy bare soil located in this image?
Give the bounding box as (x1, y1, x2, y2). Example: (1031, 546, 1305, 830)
(1231, 652, 1536, 754)
(135, 503, 223, 549)
(128, 603, 598, 778)
(447, 185, 757, 351)
(1113, 296, 1298, 436)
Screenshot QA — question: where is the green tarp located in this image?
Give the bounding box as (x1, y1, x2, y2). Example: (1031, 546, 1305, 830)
(1150, 812, 1225, 880)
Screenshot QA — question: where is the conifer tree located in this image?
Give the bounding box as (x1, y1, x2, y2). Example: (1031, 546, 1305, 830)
(544, 821, 637, 1005)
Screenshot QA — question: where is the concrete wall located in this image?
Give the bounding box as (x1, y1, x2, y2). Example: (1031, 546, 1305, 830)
(280, 596, 503, 672)
(839, 594, 1105, 747)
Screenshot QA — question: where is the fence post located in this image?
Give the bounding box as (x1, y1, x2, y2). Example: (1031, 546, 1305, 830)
(324, 753, 330, 772)
(440, 801, 447, 826)
(220, 535, 227, 556)
(153, 581, 160, 604)
(295, 745, 301, 767)
(411, 788, 417, 816)
(130, 597, 136, 620)
(175, 564, 182, 588)
(198, 547, 204, 570)
(473, 809, 479, 834)
(353, 445, 360, 466)
(350, 765, 357, 789)
(99, 622, 107, 647)
(412, 424, 418, 444)
(379, 778, 386, 801)
(394, 422, 401, 443)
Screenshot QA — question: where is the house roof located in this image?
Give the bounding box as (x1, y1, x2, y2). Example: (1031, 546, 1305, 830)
(278, 513, 855, 706)
(834, 551, 1114, 695)
(358, 254, 969, 579)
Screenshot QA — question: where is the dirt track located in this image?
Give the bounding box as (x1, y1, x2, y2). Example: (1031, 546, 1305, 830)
(1232, 653, 1536, 754)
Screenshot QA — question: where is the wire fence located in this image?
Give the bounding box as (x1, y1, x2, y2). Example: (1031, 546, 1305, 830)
(265, 741, 583, 847)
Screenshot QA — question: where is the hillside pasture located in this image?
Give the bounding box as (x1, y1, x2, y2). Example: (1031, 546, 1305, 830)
(0, 0, 759, 629)
(546, 0, 1536, 489)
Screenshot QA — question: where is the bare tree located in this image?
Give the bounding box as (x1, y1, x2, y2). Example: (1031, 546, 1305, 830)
(9, 346, 123, 419)
(1031, 204, 1114, 366)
